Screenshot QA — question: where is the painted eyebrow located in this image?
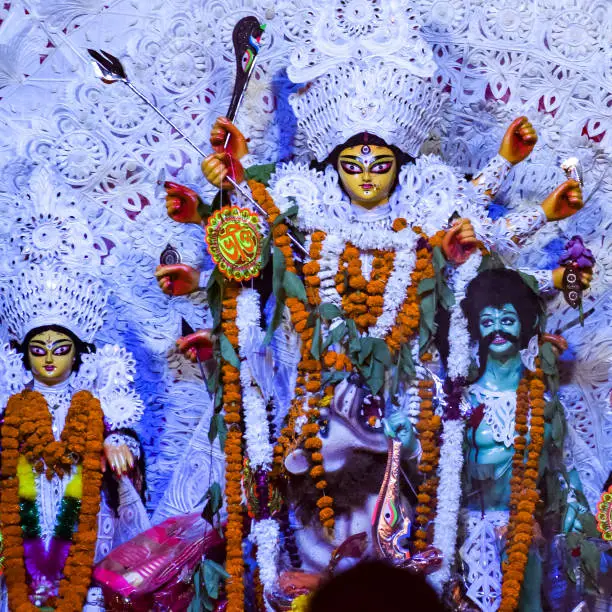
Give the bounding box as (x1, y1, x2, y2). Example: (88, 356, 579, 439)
(30, 339, 73, 347)
(339, 155, 395, 161)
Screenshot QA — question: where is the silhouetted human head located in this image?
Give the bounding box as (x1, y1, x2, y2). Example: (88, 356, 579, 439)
(308, 560, 445, 612)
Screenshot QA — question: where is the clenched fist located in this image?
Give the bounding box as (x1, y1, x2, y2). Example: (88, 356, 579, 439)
(541, 179, 583, 221)
(552, 266, 593, 290)
(442, 218, 478, 264)
(177, 329, 215, 362)
(164, 181, 203, 225)
(499, 116, 537, 165)
(210, 116, 249, 159)
(155, 264, 200, 296)
(202, 117, 248, 189)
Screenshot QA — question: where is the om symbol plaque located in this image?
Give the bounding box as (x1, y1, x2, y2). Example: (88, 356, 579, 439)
(205, 206, 263, 281)
(597, 485, 612, 541)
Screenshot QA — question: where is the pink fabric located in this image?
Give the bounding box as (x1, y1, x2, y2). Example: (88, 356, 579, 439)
(93, 513, 224, 610)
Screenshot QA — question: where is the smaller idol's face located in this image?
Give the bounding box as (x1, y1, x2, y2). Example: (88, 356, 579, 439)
(28, 330, 76, 385)
(337, 144, 398, 209)
(478, 303, 521, 358)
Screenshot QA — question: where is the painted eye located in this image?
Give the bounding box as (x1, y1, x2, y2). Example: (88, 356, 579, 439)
(29, 346, 46, 357)
(53, 344, 73, 356)
(501, 318, 516, 326)
(340, 161, 362, 175)
(481, 319, 493, 327)
(370, 161, 393, 174)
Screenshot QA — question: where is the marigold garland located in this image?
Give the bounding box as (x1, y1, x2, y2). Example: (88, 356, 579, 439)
(0, 389, 104, 611)
(248, 184, 449, 542)
(500, 362, 546, 611)
(248, 181, 339, 529)
(220, 282, 246, 612)
(336, 243, 396, 333)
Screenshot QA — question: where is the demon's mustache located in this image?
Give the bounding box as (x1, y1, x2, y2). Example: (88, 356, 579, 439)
(482, 330, 519, 347)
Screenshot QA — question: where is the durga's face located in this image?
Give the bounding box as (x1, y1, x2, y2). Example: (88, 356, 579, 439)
(337, 143, 397, 210)
(28, 330, 76, 385)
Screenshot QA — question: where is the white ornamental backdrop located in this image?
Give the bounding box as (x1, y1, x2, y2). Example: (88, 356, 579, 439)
(0, 0, 609, 516)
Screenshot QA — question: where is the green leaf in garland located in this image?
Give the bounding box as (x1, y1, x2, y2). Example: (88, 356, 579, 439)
(551, 410, 566, 449)
(245, 163, 277, 187)
(260, 232, 272, 270)
(197, 197, 212, 221)
(219, 334, 240, 369)
(263, 246, 288, 344)
(208, 412, 227, 450)
(367, 359, 386, 395)
(400, 342, 416, 379)
(311, 317, 322, 360)
(284, 270, 307, 302)
(319, 303, 343, 321)
(540, 342, 560, 393)
(419, 290, 436, 353)
(271, 204, 299, 229)
(519, 271, 540, 296)
(479, 251, 504, 271)
(201, 482, 223, 527)
(321, 369, 350, 387)
(372, 339, 392, 366)
(323, 321, 346, 352)
(206, 267, 225, 331)
(417, 277, 436, 295)
(203, 559, 230, 600)
(358, 337, 374, 364)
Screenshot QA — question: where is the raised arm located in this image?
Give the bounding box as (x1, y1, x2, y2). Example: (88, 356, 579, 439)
(472, 116, 537, 200)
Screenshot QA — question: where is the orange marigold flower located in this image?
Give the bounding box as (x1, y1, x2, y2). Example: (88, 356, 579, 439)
(392, 218, 408, 232)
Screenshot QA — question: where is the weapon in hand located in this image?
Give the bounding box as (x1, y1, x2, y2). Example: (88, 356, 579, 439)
(159, 244, 214, 384)
(88, 42, 306, 257)
(225, 17, 264, 147)
(180, 318, 214, 384)
(557, 235, 595, 323)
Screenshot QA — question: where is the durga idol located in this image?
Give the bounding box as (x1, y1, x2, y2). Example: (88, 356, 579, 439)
(153, 3, 587, 609)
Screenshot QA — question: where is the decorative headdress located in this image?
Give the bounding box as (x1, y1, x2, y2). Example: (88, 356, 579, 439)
(286, 0, 446, 161)
(0, 264, 108, 343)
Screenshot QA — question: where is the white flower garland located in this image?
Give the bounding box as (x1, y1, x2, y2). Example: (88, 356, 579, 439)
(429, 252, 480, 592)
(429, 418, 466, 593)
(251, 518, 281, 610)
(447, 251, 482, 380)
(237, 288, 273, 471)
(318, 233, 344, 307)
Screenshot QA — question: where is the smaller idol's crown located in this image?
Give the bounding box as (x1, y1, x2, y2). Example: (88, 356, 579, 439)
(0, 265, 108, 343)
(286, 0, 446, 161)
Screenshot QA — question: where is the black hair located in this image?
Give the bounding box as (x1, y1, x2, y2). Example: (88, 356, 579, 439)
(311, 132, 415, 195)
(15, 324, 96, 373)
(460, 268, 543, 350)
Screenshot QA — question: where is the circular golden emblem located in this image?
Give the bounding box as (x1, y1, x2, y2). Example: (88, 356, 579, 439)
(205, 206, 263, 281)
(597, 486, 612, 541)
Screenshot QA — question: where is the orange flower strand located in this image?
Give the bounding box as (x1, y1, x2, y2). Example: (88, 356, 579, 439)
(0, 390, 104, 611)
(500, 363, 546, 611)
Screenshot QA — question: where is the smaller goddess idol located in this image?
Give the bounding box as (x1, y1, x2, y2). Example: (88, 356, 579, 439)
(0, 265, 147, 611)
